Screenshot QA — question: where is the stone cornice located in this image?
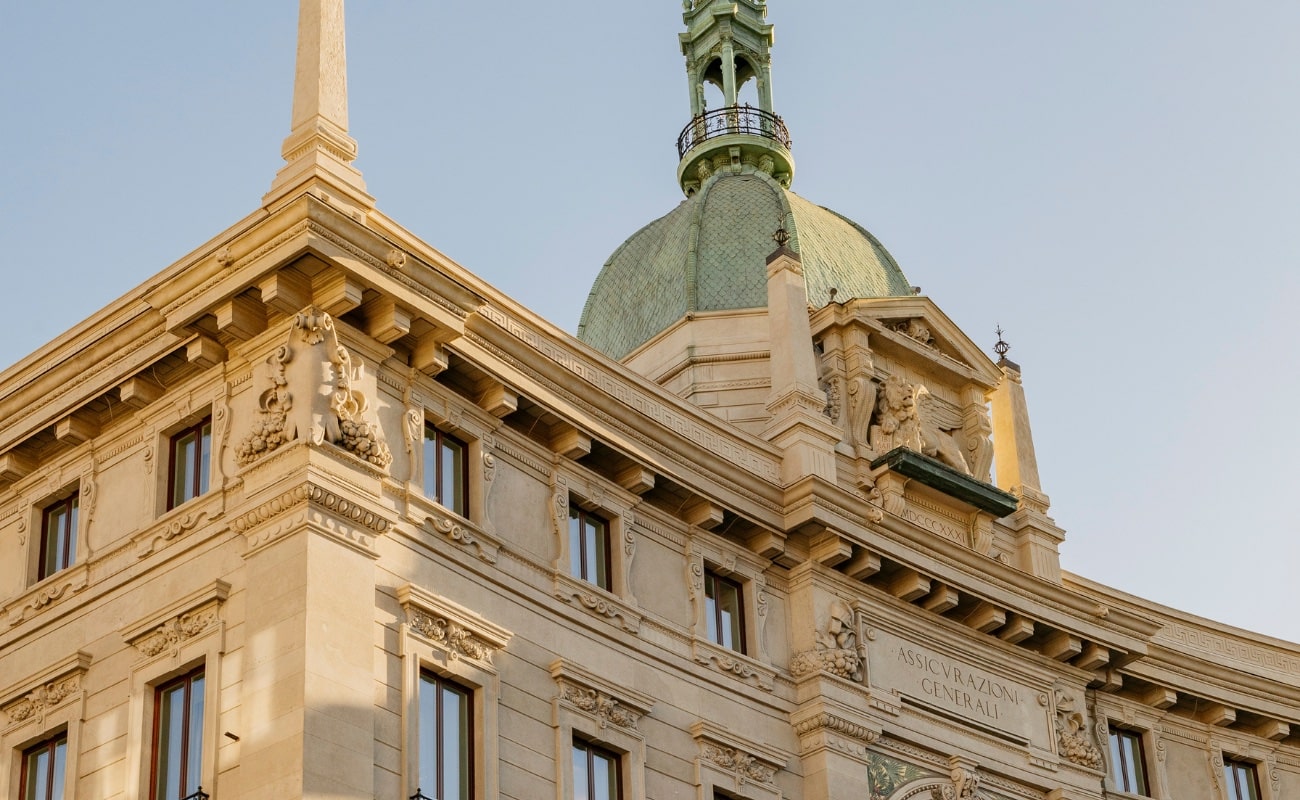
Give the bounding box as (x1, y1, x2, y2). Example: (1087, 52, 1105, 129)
(791, 710, 881, 744)
(1067, 572, 1300, 687)
(1124, 650, 1300, 723)
(782, 474, 1160, 658)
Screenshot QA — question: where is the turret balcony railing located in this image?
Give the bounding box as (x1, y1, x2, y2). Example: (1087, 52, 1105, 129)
(676, 105, 792, 159)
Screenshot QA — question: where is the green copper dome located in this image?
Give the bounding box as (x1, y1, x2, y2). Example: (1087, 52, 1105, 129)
(577, 170, 913, 360)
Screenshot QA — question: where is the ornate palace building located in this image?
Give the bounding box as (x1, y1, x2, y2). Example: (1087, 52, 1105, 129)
(2, 2, 1297, 799)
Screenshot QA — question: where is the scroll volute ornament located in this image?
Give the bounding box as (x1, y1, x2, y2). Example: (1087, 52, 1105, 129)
(238, 307, 392, 468)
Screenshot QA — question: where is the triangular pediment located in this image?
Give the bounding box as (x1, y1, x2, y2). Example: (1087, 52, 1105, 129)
(812, 296, 1003, 389)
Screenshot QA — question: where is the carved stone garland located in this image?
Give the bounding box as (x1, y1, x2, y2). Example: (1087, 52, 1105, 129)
(1054, 689, 1103, 769)
(791, 598, 864, 682)
(237, 308, 392, 468)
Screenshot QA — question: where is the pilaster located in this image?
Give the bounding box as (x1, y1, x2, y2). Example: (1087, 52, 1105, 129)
(233, 444, 390, 800)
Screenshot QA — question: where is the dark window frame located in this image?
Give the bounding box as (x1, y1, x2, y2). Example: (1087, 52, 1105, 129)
(167, 417, 212, 511)
(568, 504, 612, 591)
(20, 732, 68, 800)
(1106, 725, 1149, 795)
(572, 736, 623, 800)
(423, 423, 469, 517)
(150, 666, 205, 800)
(703, 568, 746, 655)
(38, 493, 78, 580)
(417, 670, 473, 800)
(1224, 756, 1261, 800)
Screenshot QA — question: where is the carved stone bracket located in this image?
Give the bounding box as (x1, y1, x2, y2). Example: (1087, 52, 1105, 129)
(551, 659, 654, 734)
(122, 581, 229, 661)
(1, 652, 91, 731)
(398, 584, 511, 666)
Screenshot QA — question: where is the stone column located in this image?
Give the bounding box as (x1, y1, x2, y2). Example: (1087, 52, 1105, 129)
(759, 61, 775, 112)
(721, 40, 738, 106)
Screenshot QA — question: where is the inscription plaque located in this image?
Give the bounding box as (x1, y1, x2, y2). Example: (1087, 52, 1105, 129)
(869, 630, 1050, 747)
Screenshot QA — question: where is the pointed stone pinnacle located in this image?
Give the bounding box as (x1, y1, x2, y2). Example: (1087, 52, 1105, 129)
(265, 0, 372, 212)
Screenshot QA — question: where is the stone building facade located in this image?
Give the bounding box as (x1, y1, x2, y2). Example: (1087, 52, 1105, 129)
(2, 2, 1298, 800)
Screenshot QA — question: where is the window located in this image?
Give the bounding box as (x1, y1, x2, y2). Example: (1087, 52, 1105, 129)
(151, 668, 206, 800)
(168, 418, 211, 510)
(20, 734, 67, 800)
(704, 569, 745, 654)
(1224, 758, 1261, 800)
(1106, 726, 1148, 795)
(38, 494, 78, 580)
(568, 505, 611, 590)
(417, 671, 472, 800)
(572, 738, 621, 800)
(423, 424, 467, 516)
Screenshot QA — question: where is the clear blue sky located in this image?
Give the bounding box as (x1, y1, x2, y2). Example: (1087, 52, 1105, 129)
(2, 2, 1299, 641)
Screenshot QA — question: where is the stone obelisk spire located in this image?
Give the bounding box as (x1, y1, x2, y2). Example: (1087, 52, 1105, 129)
(264, 0, 373, 211)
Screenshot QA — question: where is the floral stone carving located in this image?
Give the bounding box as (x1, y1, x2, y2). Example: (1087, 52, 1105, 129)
(408, 609, 496, 663)
(558, 683, 641, 731)
(4, 675, 80, 725)
(703, 745, 778, 784)
(237, 308, 392, 469)
(133, 607, 220, 658)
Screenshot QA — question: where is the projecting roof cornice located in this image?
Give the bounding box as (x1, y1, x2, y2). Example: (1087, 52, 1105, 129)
(784, 475, 1160, 659)
(0, 189, 789, 528)
(1067, 573, 1300, 705)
